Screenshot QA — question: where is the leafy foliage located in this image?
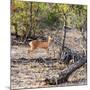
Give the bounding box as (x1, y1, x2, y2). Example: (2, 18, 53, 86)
(11, 0, 87, 40)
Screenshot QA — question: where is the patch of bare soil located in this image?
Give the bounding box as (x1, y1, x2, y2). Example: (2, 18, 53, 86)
(11, 47, 87, 90)
(11, 30, 87, 90)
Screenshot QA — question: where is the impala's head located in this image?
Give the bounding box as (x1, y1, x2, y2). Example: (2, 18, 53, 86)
(48, 36, 53, 41)
(48, 36, 53, 44)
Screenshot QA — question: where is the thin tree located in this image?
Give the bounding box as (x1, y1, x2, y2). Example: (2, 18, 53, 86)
(24, 2, 33, 43)
(60, 13, 67, 59)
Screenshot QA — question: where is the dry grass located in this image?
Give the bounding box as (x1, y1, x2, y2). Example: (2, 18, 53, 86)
(11, 30, 87, 89)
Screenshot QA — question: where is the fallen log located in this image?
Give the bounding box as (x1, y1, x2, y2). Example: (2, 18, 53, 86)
(11, 57, 59, 65)
(45, 56, 87, 85)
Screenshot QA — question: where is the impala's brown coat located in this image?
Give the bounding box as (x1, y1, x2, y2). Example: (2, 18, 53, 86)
(28, 36, 53, 52)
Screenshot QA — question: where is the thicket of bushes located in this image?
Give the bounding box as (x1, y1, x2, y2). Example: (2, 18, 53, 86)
(11, 0, 87, 41)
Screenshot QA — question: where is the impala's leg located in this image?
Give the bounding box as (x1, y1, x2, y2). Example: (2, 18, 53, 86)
(28, 49, 30, 53)
(46, 48, 49, 54)
(30, 47, 33, 52)
(28, 47, 33, 53)
(28, 47, 34, 58)
(46, 48, 52, 58)
(28, 45, 34, 55)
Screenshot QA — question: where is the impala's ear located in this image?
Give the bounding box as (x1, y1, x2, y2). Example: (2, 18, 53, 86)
(50, 36, 53, 40)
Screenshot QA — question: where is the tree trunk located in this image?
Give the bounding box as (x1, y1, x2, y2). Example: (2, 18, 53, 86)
(24, 2, 33, 43)
(60, 14, 67, 59)
(33, 3, 40, 37)
(12, 23, 18, 40)
(45, 56, 87, 85)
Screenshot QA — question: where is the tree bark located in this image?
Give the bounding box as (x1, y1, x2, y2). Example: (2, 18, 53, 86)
(45, 56, 87, 85)
(24, 2, 33, 43)
(60, 14, 67, 59)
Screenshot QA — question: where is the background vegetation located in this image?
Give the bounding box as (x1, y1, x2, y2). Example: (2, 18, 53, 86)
(11, 0, 87, 43)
